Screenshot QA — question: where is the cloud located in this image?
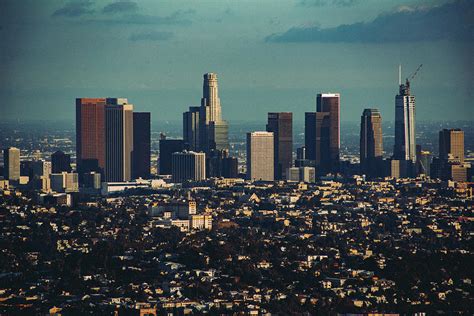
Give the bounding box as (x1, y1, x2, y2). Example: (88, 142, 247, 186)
(102, 1, 138, 14)
(52, 0, 94, 18)
(98, 10, 194, 25)
(129, 31, 173, 41)
(299, 0, 360, 7)
(268, 0, 474, 43)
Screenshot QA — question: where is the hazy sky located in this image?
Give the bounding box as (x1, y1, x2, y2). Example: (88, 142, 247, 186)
(0, 0, 472, 123)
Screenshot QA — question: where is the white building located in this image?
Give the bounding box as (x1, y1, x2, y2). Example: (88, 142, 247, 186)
(246, 131, 274, 181)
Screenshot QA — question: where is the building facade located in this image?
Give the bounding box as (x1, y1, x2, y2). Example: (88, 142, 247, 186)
(105, 99, 134, 182)
(51, 150, 71, 174)
(76, 98, 107, 175)
(171, 151, 206, 183)
(394, 80, 416, 163)
(3, 147, 20, 181)
(360, 109, 383, 177)
(159, 139, 185, 175)
(246, 132, 274, 181)
(132, 112, 151, 179)
(266, 112, 293, 180)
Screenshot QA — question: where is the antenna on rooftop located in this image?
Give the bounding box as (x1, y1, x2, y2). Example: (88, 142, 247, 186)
(398, 64, 402, 86)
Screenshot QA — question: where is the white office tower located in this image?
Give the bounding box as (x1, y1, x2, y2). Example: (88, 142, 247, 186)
(246, 132, 274, 181)
(201, 73, 222, 122)
(198, 73, 229, 152)
(105, 99, 134, 182)
(171, 151, 206, 183)
(394, 78, 416, 163)
(3, 147, 20, 181)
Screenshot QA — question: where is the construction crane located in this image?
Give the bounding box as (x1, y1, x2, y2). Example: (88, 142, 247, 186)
(407, 64, 423, 82)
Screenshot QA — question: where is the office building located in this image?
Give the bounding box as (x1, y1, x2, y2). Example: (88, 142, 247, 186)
(360, 109, 383, 177)
(416, 146, 432, 176)
(305, 93, 340, 175)
(439, 129, 464, 163)
(317, 93, 340, 173)
(133, 112, 151, 179)
(246, 132, 274, 181)
(394, 79, 416, 163)
(267, 112, 293, 180)
(199, 73, 229, 153)
(171, 151, 206, 183)
(3, 147, 20, 181)
(50, 172, 79, 193)
(433, 129, 468, 182)
(183, 106, 200, 150)
(105, 99, 134, 182)
(286, 166, 316, 183)
(76, 98, 107, 174)
(32, 160, 51, 179)
(83, 172, 101, 190)
(51, 150, 71, 173)
(159, 138, 185, 175)
(222, 155, 239, 178)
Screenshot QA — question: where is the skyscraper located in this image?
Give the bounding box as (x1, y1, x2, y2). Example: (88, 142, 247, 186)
(76, 98, 107, 174)
(360, 109, 383, 177)
(434, 128, 467, 182)
(159, 139, 185, 175)
(439, 129, 464, 163)
(3, 147, 20, 181)
(171, 151, 206, 183)
(316, 93, 340, 173)
(133, 112, 151, 179)
(246, 132, 274, 181)
(105, 98, 134, 182)
(51, 150, 71, 174)
(394, 79, 416, 162)
(183, 106, 200, 150)
(199, 73, 229, 153)
(266, 112, 293, 180)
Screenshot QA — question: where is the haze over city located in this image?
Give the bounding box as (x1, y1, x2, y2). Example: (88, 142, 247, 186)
(1, 0, 472, 122)
(0, 1, 473, 315)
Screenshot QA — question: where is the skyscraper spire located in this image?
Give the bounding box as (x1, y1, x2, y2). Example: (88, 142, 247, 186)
(198, 73, 229, 154)
(201, 73, 222, 123)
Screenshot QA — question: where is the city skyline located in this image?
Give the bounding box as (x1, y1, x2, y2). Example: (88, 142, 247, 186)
(1, 0, 472, 122)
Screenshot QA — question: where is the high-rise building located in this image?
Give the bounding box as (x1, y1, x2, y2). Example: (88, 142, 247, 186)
(159, 139, 185, 175)
(183, 106, 200, 150)
(394, 79, 416, 162)
(199, 73, 229, 153)
(360, 109, 383, 177)
(132, 112, 151, 179)
(433, 128, 467, 182)
(416, 146, 432, 176)
(316, 93, 340, 173)
(171, 151, 206, 183)
(286, 166, 315, 183)
(51, 150, 71, 173)
(105, 98, 134, 182)
(305, 112, 330, 170)
(439, 129, 464, 163)
(50, 172, 79, 193)
(3, 147, 20, 181)
(76, 98, 107, 175)
(208, 121, 229, 152)
(32, 160, 51, 179)
(266, 112, 293, 180)
(246, 132, 274, 181)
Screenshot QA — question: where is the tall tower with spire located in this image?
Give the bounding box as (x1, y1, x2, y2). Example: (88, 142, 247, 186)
(394, 76, 416, 163)
(198, 73, 229, 153)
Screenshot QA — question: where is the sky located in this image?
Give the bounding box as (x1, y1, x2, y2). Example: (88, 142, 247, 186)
(0, 0, 472, 123)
